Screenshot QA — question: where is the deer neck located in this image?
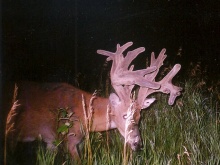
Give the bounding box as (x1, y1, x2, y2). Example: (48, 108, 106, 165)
(86, 96, 116, 132)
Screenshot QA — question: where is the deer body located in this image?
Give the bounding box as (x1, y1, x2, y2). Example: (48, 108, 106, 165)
(6, 82, 117, 158)
(5, 42, 182, 163)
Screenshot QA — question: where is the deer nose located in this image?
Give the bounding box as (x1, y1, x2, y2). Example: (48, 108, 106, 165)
(134, 142, 138, 147)
(132, 139, 142, 150)
(135, 136, 141, 145)
(132, 141, 141, 151)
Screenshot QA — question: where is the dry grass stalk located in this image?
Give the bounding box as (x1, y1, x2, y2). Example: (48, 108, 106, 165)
(82, 94, 88, 132)
(81, 91, 97, 164)
(106, 104, 111, 160)
(177, 145, 192, 164)
(12, 83, 18, 103)
(88, 90, 97, 131)
(123, 101, 136, 165)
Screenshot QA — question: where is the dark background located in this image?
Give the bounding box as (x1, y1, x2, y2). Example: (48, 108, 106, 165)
(1, 0, 220, 163)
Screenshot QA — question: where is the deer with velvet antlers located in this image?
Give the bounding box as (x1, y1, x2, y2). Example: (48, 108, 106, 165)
(5, 42, 182, 163)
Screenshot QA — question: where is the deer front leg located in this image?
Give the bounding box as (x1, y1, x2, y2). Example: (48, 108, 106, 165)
(67, 137, 82, 163)
(67, 122, 84, 163)
(69, 144, 81, 161)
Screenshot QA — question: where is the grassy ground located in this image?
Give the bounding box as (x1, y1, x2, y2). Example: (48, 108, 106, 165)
(35, 80, 220, 165)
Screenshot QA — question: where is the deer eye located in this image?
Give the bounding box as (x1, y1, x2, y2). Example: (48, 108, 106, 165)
(123, 114, 128, 119)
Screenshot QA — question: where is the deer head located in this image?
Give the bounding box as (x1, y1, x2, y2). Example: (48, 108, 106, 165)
(97, 42, 182, 150)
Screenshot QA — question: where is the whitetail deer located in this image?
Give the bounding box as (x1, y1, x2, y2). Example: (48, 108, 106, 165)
(5, 42, 182, 163)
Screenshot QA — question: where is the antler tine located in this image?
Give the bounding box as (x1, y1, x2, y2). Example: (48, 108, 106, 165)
(148, 48, 167, 80)
(157, 64, 182, 105)
(151, 49, 167, 67)
(116, 42, 133, 55)
(137, 49, 167, 104)
(97, 42, 133, 61)
(122, 47, 145, 70)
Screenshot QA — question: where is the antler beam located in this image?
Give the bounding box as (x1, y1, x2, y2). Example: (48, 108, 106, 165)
(97, 42, 160, 103)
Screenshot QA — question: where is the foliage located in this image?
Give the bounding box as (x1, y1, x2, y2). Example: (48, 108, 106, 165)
(53, 107, 74, 146)
(36, 107, 75, 165)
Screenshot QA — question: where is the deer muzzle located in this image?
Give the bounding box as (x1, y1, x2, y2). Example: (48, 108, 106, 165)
(126, 126, 142, 151)
(130, 135, 142, 151)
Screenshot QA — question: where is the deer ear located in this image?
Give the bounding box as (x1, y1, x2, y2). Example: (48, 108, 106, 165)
(109, 93, 121, 106)
(141, 98, 156, 110)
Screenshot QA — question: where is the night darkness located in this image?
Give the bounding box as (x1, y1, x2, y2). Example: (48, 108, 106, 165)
(1, 0, 220, 163)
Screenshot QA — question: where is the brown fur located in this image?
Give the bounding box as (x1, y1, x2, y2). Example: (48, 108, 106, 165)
(5, 82, 111, 162)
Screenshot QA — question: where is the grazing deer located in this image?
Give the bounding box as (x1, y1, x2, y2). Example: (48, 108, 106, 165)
(5, 42, 182, 163)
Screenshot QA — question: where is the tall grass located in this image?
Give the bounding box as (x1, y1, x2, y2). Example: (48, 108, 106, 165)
(36, 142, 57, 165)
(36, 80, 220, 164)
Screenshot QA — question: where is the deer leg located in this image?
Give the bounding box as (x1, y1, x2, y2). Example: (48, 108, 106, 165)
(67, 129, 83, 163)
(43, 137, 59, 155)
(45, 141, 56, 150)
(67, 141, 82, 164)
